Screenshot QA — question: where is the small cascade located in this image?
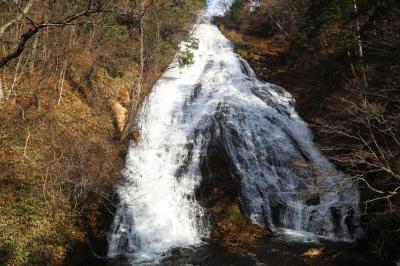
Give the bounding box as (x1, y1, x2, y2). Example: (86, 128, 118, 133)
(108, 2, 361, 263)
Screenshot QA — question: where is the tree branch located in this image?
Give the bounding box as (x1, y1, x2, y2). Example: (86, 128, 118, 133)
(0, 0, 100, 69)
(0, 0, 34, 38)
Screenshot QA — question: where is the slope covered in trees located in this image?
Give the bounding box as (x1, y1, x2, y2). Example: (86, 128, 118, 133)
(0, 0, 204, 264)
(215, 0, 400, 263)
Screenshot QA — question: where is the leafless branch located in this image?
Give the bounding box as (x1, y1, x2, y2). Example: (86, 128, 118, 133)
(0, 0, 101, 68)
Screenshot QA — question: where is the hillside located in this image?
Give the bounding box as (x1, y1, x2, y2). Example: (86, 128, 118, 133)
(1, 0, 399, 264)
(0, 0, 205, 264)
(215, 0, 400, 263)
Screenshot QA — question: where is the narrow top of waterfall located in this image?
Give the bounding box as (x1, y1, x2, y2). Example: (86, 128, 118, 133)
(208, 0, 233, 16)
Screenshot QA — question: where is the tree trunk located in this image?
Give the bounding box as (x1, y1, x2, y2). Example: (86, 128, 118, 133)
(57, 61, 67, 106)
(0, 0, 34, 38)
(30, 33, 39, 74)
(121, 1, 146, 141)
(9, 56, 22, 99)
(352, 0, 368, 93)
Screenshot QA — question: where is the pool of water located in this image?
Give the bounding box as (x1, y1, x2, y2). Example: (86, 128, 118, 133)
(82, 231, 383, 266)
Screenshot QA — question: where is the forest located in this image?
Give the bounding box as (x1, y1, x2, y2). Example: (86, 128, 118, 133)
(0, 0, 204, 264)
(0, 0, 399, 265)
(215, 0, 400, 262)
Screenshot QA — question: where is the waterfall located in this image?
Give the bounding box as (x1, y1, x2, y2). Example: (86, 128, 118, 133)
(107, 3, 361, 264)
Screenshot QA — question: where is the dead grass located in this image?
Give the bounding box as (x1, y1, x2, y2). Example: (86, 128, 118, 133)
(0, 64, 126, 264)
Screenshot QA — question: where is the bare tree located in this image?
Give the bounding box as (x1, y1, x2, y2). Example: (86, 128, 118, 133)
(0, 0, 104, 68)
(0, 76, 4, 102)
(316, 93, 400, 206)
(0, 0, 34, 38)
(121, 0, 155, 141)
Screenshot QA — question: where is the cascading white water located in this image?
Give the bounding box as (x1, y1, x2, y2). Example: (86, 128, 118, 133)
(108, 1, 361, 263)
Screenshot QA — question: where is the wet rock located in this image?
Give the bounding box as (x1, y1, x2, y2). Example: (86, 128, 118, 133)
(132, 129, 141, 144)
(198, 137, 269, 251)
(305, 197, 320, 206)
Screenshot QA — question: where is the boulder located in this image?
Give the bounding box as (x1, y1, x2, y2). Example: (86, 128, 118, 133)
(110, 99, 128, 134)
